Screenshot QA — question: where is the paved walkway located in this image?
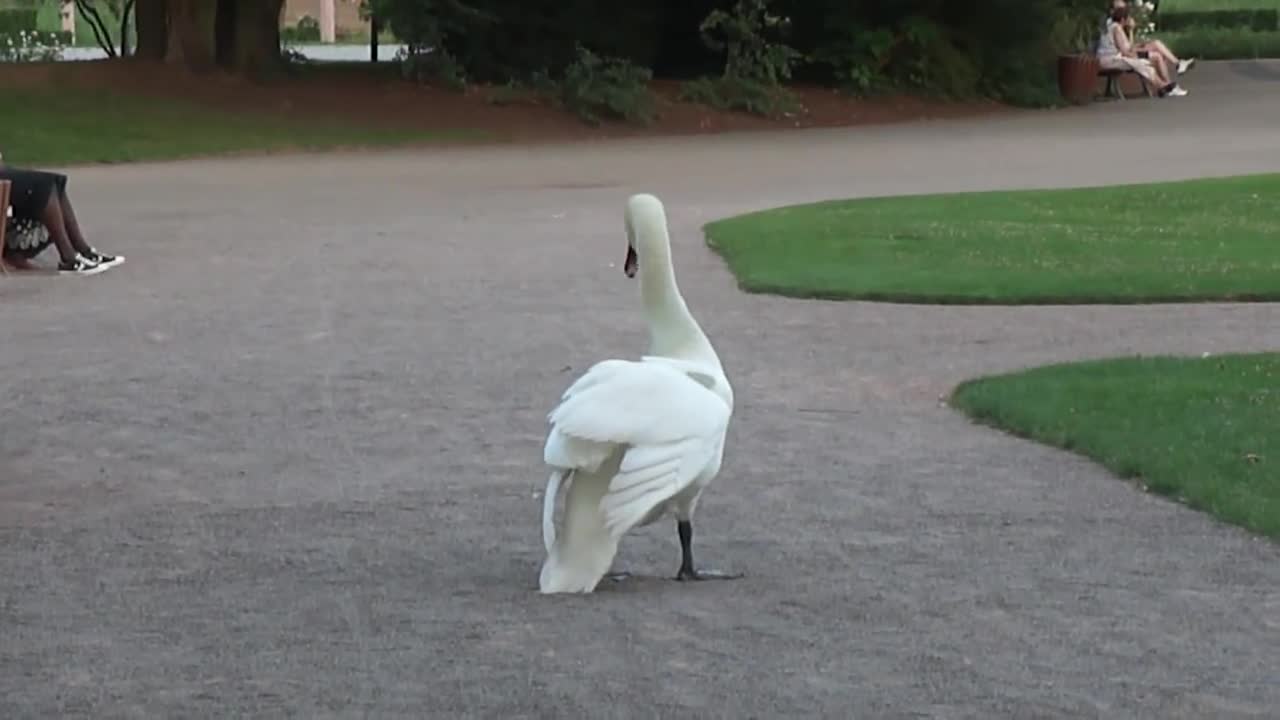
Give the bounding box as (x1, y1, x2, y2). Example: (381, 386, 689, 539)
(3, 61, 1279, 718)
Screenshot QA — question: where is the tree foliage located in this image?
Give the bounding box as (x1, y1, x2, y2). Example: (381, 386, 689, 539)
(371, 0, 1105, 107)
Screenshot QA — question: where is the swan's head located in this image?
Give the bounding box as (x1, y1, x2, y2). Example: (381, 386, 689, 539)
(622, 193, 666, 279)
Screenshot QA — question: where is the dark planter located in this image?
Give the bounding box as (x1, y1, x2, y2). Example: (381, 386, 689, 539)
(1057, 53, 1100, 104)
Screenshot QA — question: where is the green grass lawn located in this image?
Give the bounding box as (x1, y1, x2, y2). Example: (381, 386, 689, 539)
(0, 85, 478, 167)
(704, 174, 1280, 304)
(950, 353, 1280, 539)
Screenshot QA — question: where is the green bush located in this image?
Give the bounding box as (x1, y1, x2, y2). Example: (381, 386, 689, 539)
(679, 74, 800, 116)
(282, 15, 322, 43)
(778, 0, 1100, 105)
(680, 0, 803, 117)
(399, 47, 468, 91)
(556, 46, 657, 125)
(1161, 27, 1280, 59)
(1158, 9, 1279, 32)
(401, 0, 665, 84)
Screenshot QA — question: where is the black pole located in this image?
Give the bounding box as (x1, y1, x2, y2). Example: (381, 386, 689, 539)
(370, 11, 379, 63)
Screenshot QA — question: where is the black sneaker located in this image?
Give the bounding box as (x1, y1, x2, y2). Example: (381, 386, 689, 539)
(58, 254, 110, 276)
(83, 248, 125, 268)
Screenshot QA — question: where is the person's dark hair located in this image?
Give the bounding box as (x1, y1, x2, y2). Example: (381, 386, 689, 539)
(1110, 6, 1130, 21)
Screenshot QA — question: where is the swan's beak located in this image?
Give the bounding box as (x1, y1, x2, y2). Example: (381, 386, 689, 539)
(624, 246, 638, 278)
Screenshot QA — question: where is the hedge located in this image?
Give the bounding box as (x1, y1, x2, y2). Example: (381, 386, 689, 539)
(1158, 9, 1279, 32)
(1162, 27, 1280, 59)
(0, 9, 38, 34)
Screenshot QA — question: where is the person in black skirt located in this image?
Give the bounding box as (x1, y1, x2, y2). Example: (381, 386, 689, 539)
(2, 151, 124, 276)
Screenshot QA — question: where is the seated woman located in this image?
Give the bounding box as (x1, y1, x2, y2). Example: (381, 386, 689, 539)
(1, 152, 124, 275)
(1111, 0, 1196, 76)
(1097, 5, 1187, 98)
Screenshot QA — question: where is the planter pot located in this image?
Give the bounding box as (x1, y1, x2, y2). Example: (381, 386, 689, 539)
(1057, 53, 1100, 104)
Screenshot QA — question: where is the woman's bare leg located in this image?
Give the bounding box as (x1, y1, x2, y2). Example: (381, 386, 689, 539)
(1148, 55, 1171, 87)
(56, 189, 94, 256)
(37, 194, 81, 264)
(1143, 39, 1179, 66)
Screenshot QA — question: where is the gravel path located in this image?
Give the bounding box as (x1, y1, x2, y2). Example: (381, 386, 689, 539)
(3, 60, 1279, 718)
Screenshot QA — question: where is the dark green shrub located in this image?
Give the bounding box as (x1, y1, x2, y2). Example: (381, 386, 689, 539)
(282, 15, 322, 43)
(679, 74, 801, 116)
(400, 48, 468, 91)
(680, 0, 803, 117)
(424, 0, 663, 84)
(556, 46, 657, 125)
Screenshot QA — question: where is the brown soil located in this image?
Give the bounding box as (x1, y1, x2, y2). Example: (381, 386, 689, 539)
(6, 59, 1012, 144)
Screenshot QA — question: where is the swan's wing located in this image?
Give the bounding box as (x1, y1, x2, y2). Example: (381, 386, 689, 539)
(544, 358, 731, 539)
(547, 358, 729, 447)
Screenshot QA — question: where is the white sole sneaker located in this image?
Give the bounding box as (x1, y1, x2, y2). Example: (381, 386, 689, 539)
(85, 250, 126, 269)
(58, 255, 111, 276)
(1177, 58, 1196, 75)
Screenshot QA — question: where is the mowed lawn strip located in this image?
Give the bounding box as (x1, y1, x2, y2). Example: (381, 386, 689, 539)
(950, 352, 1280, 539)
(704, 174, 1280, 304)
(0, 86, 479, 166)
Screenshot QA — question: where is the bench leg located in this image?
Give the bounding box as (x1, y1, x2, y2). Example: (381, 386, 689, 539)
(0, 181, 9, 276)
(1105, 75, 1125, 100)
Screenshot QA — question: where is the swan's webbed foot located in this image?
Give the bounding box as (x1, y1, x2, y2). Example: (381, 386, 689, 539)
(673, 519, 743, 583)
(675, 567, 744, 582)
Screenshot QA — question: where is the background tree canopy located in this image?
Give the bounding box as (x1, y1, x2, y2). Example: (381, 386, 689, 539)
(368, 0, 1105, 104)
(65, 0, 1103, 107)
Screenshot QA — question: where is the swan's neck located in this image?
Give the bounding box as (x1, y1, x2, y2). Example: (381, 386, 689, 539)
(639, 237, 720, 368)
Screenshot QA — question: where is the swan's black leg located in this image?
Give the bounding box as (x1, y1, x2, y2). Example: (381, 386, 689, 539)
(675, 519, 743, 581)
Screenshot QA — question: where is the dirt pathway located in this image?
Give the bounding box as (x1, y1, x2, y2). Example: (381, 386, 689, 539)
(2, 60, 1279, 718)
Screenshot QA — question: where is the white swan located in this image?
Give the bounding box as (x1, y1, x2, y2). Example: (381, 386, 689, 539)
(538, 193, 740, 594)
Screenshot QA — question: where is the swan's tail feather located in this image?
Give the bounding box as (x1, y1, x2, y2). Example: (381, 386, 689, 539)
(539, 467, 619, 594)
(542, 470, 568, 554)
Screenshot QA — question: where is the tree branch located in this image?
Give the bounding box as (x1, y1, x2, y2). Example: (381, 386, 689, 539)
(74, 0, 118, 58)
(119, 0, 136, 57)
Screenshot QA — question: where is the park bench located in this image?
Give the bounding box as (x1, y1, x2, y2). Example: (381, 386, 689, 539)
(1099, 67, 1153, 100)
(0, 180, 9, 275)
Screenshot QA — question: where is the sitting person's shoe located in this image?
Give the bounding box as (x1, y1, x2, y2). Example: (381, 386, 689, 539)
(58, 254, 110, 276)
(83, 248, 125, 268)
(1177, 58, 1196, 75)
(1168, 85, 1189, 97)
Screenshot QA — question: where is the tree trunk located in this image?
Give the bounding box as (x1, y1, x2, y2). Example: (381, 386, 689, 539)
(225, 0, 286, 74)
(164, 0, 217, 70)
(134, 0, 167, 61)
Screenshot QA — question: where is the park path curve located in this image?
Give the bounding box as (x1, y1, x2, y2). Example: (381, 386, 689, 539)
(2, 60, 1279, 718)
